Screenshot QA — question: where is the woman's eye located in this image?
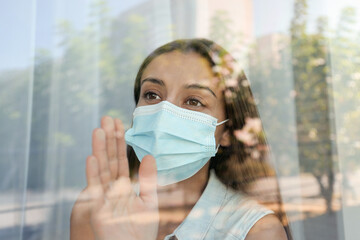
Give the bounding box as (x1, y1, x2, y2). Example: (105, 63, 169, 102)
(144, 92, 161, 100)
(186, 98, 203, 107)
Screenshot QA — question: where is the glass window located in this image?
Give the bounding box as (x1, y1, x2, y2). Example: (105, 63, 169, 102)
(1, 0, 359, 239)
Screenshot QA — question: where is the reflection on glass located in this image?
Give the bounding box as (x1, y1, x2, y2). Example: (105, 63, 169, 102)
(1, 0, 359, 239)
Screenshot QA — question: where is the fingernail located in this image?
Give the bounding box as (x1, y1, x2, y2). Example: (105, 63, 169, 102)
(96, 129, 105, 140)
(105, 116, 114, 126)
(115, 119, 124, 129)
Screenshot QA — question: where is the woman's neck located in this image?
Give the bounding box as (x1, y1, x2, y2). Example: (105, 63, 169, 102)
(156, 163, 210, 239)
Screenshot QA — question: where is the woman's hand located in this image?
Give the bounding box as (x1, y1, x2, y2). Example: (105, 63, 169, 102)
(70, 117, 159, 240)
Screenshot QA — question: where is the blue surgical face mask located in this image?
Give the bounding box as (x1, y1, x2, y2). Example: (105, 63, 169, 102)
(125, 101, 228, 186)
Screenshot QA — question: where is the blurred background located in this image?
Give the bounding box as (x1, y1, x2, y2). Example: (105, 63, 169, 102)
(0, 0, 359, 239)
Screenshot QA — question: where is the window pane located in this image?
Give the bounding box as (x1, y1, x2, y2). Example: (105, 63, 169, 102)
(1, 0, 359, 239)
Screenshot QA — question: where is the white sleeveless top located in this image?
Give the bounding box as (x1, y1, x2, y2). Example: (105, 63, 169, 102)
(164, 170, 274, 240)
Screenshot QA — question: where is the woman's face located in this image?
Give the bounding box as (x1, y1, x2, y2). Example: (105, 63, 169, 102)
(137, 50, 228, 145)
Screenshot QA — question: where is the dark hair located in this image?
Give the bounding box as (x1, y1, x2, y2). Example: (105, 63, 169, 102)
(127, 38, 292, 238)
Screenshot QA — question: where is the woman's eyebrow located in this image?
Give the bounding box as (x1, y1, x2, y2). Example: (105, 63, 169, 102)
(185, 83, 217, 98)
(141, 77, 165, 86)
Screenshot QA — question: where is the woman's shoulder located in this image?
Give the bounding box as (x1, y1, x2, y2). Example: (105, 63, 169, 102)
(209, 173, 286, 239)
(170, 171, 287, 240)
(211, 188, 273, 237)
(244, 214, 288, 240)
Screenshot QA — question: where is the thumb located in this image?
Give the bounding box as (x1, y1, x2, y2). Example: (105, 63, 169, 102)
(139, 155, 158, 207)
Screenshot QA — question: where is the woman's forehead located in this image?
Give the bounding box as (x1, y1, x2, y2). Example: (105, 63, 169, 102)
(141, 51, 217, 85)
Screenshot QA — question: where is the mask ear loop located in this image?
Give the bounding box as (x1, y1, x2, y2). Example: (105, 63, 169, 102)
(215, 119, 229, 151)
(216, 119, 229, 126)
(216, 144, 221, 152)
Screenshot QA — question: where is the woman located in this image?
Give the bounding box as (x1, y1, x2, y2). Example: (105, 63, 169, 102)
(70, 39, 289, 240)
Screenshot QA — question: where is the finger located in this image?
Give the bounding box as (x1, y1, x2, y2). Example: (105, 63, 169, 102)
(92, 128, 111, 189)
(114, 118, 130, 178)
(101, 116, 118, 181)
(85, 156, 105, 209)
(139, 155, 158, 208)
(86, 155, 101, 187)
(73, 157, 103, 219)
